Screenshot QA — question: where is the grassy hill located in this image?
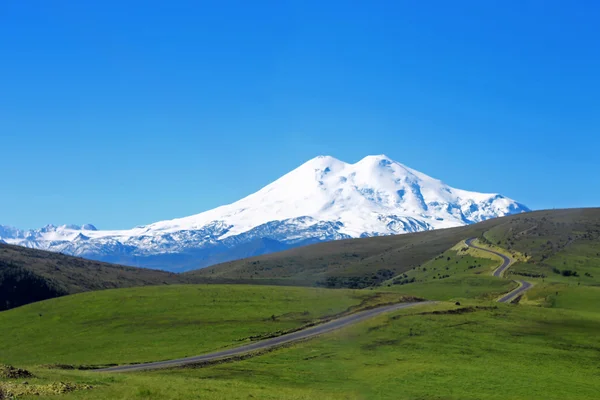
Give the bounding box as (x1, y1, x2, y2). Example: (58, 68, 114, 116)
(2, 284, 599, 399)
(0, 243, 189, 311)
(1, 208, 599, 399)
(480, 208, 600, 285)
(379, 241, 519, 302)
(3, 208, 598, 312)
(0, 284, 407, 366)
(187, 222, 493, 286)
(188, 208, 600, 288)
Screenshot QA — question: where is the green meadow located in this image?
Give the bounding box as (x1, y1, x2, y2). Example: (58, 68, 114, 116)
(0, 285, 402, 366)
(5, 298, 600, 400)
(2, 211, 600, 399)
(382, 241, 517, 301)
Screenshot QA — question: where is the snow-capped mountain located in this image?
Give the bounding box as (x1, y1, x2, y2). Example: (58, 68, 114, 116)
(0, 155, 529, 271)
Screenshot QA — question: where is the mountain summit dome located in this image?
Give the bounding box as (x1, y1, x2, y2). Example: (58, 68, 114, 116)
(0, 155, 529, 271)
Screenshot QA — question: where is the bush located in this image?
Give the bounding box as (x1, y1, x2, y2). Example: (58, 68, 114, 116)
(561, 269, 579, 277)
(393, 277, 416, 286)
(0, 365, 34, 379)
(553, 267, 579, 277)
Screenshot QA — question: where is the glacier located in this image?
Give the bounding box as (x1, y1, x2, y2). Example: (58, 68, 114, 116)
(0, 155, 529, 271)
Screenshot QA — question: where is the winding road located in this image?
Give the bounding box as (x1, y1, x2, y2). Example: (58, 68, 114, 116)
(96, 238, 530, 373)
(464, 238, 532, 303)
(95, 300, 435, 373)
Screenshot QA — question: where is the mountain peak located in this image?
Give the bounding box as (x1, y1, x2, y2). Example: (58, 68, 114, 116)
(301, 155, 347, 170)
(61, 224, 81, 230)
(314, 155, 339, 161)
(357, 154, 392, 162)
(1, 154, 529, 271)
(355, 154, 401, 171)
(305, 154, 397, 168)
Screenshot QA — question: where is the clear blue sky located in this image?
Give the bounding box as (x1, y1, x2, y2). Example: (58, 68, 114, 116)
(1, 1, 598, 230)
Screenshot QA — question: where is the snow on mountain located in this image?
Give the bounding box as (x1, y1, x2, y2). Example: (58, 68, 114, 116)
(0, 155, 529, 271)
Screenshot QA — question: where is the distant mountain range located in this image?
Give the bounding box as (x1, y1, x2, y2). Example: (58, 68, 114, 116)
(0, 155, 529, 271)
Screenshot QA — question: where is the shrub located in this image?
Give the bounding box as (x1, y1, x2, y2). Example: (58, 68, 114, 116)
(561, 270, 579, 277)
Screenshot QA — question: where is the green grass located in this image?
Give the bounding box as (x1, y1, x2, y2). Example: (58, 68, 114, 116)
(507, 241, 600, 286)
(479, 209, 600, 286)
(9, 302, 600, 400)
(380, 242, 517, 301)
(523, 282, 600, 313)
(0, 284, 397, 366)
(394, 246, 499, 281)
(3, 270, 599, 399)
(3, 209, 600, 399)
(384, 275, 517, 301)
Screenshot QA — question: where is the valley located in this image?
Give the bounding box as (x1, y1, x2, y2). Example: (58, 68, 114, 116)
(1, 208, 599, 399)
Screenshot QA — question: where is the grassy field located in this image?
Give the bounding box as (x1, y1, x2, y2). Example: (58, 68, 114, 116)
(389, 241, 501, 282)
(522, 282, 600, 312)
(481, 208, 600, 284)
(0, 284, 403, 366)
(2, 208, 600, 399)
(384, 275, 517, 301)
(380, 240, 517, 301)
(5, 301, 600, 400)
(3, 272, 600, 399)
(509, 240, 600, 284)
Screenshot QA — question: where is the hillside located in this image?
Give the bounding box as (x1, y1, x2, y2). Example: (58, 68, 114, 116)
(2, 232, 599, 399)
(3, 208, 597, 311)
(0, 285, 402, 366)
(2, 209, 599, 399)
(0, 155, 527, 271)
(480, 208, 600, 284)
(0, 243, 188, 311)
(189, 208, 600, 288)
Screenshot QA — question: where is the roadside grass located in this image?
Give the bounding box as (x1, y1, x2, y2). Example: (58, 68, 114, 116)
(451, 239, 503, 261)
(479, 209, 600, 287)
(522, 282, 600, 313)
(381, 241, 517, 301)
(384, 244, 496, 283)
(383, 275, 517, 301)
(474, 237, 529, 264)
(0, 284, 406, 366)
(509, 242, 600, 285)
(9, 302, 600, 400)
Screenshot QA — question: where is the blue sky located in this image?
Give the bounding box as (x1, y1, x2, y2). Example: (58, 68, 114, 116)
(1, 0, 598, 229)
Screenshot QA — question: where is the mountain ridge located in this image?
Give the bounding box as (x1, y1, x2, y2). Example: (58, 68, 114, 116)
(0, 155, 529, 271)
